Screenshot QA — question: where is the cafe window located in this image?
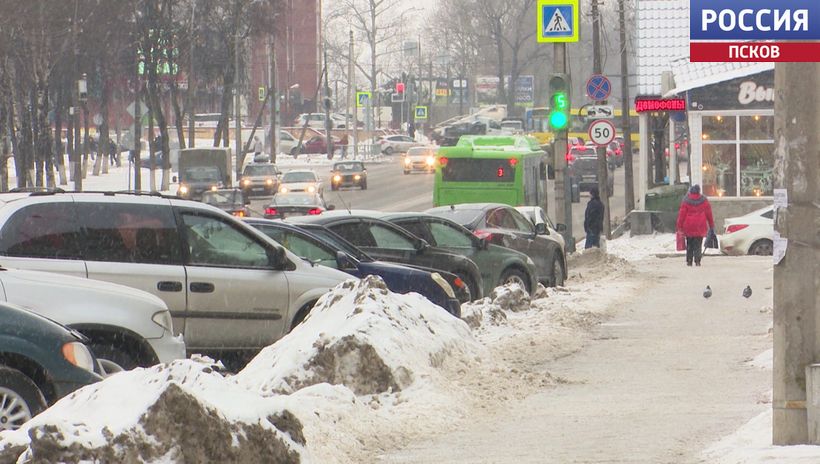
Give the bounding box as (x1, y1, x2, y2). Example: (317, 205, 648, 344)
(701, 113, 774, 198)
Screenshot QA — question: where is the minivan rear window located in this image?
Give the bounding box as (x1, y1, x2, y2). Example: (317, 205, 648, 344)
(0, 203, 82, 259)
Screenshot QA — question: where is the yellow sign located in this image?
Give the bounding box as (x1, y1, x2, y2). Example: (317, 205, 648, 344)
(415, 106, 428, 120)
(258, 87, 266, 101)
(537, 0, 579, 43)
(356, 91, 372, 108)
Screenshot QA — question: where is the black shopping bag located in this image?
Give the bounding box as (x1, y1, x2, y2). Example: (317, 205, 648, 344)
(704, 228, 718, 250)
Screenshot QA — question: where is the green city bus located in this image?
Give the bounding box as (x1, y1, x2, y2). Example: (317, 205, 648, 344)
(433, 135, 548, 207)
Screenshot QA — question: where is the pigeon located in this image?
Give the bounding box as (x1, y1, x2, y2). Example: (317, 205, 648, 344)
(703, 285, 712, 299)
(743, 285, 752, 298)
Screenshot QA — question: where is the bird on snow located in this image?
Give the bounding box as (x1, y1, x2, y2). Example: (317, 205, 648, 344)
(743, 285, 752, 298)
(703, 285, 712, 299)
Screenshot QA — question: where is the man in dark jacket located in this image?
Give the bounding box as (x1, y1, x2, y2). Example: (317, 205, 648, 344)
(676, 184, 715, 266)
(584, 186, 604, 249)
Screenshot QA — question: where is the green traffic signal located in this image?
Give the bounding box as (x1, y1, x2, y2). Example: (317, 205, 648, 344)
(549, 110, 569, 130)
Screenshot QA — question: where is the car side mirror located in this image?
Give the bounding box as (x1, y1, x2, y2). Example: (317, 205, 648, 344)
(335, 251, 357, 271)
(267, 246, 287, 268)
(416, 239, 430, 254)
(327, 204, 336, 211)
(535, 223, 548, 235)
(555, 223, 567, 232)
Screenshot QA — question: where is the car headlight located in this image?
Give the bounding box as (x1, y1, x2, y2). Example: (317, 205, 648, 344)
(426, 156, 435, 166)
(354, 174, 361, 180)
(405, 158, 412, 165)
(242, 179, 251, 186)
(333, 175, 342, 182)
(265, 178, 274, 185)
(62, 342, 95, 372)
(307, 185, 316, 193)
(210, 185, 218, 191)
(280, 186, 288, 193)
(178, 185, 189, 195)
(152, 310, 174, 332)
(430, 272, 456, 299)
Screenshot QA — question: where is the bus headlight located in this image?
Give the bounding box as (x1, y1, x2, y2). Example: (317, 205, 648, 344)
(430, 272, 455, 299)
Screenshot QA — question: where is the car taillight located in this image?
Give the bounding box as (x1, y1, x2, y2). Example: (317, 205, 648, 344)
(439, 157, 448, 166)
(452, 277, 465, 289)
(473, 229, 494, 241)
(265, 207, 278, 216)
(726, 224, 749, 234)
(308, 208, 322, 215)
(565, 153, 575, 163)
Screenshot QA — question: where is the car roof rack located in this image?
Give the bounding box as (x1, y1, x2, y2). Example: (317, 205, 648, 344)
(26, 190, 177, 199)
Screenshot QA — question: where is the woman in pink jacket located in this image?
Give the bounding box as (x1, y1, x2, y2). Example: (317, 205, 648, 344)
(676, 184, 715, 266)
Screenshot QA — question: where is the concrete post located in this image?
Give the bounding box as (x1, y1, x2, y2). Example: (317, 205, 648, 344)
(772, 62, 820, 445)
(668, 119, 677, 185)
(637, 113, 649, 210)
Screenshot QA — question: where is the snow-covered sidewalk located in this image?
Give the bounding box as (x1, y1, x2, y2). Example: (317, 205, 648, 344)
(380, 252, 776, 463)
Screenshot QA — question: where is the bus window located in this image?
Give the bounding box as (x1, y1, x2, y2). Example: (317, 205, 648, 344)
(442, 159, 516, 182)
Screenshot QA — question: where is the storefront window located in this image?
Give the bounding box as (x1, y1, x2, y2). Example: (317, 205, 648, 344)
(702, 115, 736, 141)
(740, 144, 774, 196)
(740, 116, 774, 140)
(702, 145, 737, 197)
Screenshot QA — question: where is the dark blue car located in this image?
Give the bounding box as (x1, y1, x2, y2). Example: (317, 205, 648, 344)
(245, 219, 461, 317)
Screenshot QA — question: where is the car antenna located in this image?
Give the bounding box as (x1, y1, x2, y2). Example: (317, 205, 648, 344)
(336, 192, 352, 214)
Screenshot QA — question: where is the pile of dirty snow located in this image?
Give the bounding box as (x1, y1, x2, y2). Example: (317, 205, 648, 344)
(0, 357, 304, 463)
(567, 247, 635, 281)
(236, 275, 483, 397)
(606, 232, 723, 262)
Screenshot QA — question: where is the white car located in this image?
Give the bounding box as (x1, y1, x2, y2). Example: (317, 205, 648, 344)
(0, 266, 185, 370)
(403, 146, 437, 174)
(719, 205, 774, 255)
(294, 113, 330, 129)
(515, 206, 568, 252)
(278, 130, 298, 156)
(378, 135, 420, 155)
(279, 169, 323, 196)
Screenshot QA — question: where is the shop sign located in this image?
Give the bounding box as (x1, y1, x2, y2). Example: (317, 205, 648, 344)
(687, 70, 774, 111)
(635, 98, 686, 113)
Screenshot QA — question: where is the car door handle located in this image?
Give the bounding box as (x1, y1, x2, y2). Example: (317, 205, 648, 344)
(157, 281, 183, 292)
(190, 282, 215, 293)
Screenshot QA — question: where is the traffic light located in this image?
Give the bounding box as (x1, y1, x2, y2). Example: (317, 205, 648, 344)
(548, 73, 570, 131)
(396, 82, 405, 94)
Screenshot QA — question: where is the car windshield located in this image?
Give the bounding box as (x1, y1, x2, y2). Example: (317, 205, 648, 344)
(201, 190, 242, 206)
(271, 194, 321, 206)
(333, 163, 363, 171)
(243, 165, 277, 176)
(301, 226, 372, 262)
(407, 147, 434, 157)
(282, 171, 317, 183)
(429, 208, 483, 226)
(184, 167, 220, 181)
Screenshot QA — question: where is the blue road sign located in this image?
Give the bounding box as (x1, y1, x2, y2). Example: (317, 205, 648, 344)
(537, 0, 579, 43)
(586, 75, 612, 101)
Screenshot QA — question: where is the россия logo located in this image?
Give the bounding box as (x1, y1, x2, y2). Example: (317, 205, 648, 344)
(690, 0, 820, 62)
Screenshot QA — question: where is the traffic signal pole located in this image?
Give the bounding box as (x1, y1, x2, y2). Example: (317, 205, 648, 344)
(592, 0, 611, 239)
(552, 43, 573, 251)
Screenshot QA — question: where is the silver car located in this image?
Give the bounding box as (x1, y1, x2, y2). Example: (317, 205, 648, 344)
(378, 135, 421, 155)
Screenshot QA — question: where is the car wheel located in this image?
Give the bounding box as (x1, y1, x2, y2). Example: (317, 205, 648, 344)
(88, 341, 140, 371)
(384, 147, 394, 156)
(455, 272, 478, 302)
(289, 301, 317, 332)
(0, 367, 47, 431)
(550, 257, 565, 287)
(499, 268, 532, 294)
(749, 239, 773, 256)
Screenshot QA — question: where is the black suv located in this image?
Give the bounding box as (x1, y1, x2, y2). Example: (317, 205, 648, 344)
(568, 148, 615, 196)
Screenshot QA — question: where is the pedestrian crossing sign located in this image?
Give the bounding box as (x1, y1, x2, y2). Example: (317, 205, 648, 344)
(537, 0, 579, 43)
(356, 91, 372, 108)
(415, 106, 428, 120)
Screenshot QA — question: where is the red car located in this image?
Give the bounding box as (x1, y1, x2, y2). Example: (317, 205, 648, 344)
(297, 135, 340, 155)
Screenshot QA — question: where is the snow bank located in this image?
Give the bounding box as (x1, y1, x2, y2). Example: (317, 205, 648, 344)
(235, 275, 483, 396)
(606, 232, 723, 262)
(0, 357, 304, 463)
(566, 247, 636, 282)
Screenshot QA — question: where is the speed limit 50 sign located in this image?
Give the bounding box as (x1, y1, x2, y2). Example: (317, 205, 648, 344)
(588, 119, 616, 146)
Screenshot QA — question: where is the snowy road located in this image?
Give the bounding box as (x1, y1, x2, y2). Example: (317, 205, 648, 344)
(379, 255, 773, 464)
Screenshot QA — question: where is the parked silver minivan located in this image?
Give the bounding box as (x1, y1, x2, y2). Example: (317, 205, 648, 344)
(0, 192, 351, 356)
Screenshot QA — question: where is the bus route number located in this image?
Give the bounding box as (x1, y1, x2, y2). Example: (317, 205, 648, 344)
(588, 119, 616, 146)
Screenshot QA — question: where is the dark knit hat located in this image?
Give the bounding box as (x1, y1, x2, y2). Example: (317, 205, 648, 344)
(689, 184, 701, 195)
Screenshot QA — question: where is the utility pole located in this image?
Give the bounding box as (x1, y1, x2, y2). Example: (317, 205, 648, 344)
(72, 0, 83, 191)
(234, 32, 242, 181)
(619, 0, 635, 214)
(350, 30, 358, 160)
(187, 0, 196, 148)
(323, 49, 333, 160)
(591, 0, 611, 239)
(552, 44, 571, 250)
(772, 62, 820, 445)
(269, 36, 278, 164)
